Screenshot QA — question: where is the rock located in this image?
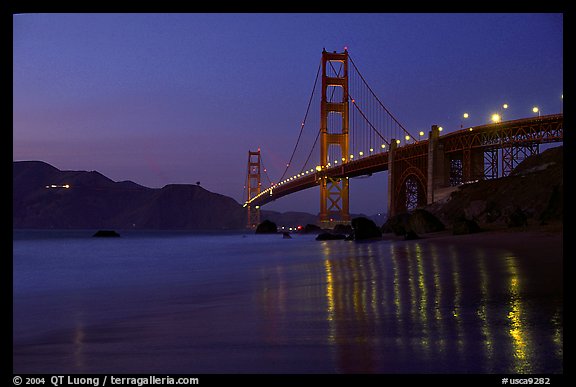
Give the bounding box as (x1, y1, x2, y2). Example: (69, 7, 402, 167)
(408, 209, 445, 234)
(484, 201, 502, 223)
(424, 146, 563, 229)
(404, 230, 420, 240)
(282, 232, 292, 239)
(93, 230, 120, 237)
(334, 224, 353, 235)
(351, 217, 382, 240)
(255, 219, 277, 234)
(302, 224, 322, 234)
(315, 232, 347, 241)
(464, 200, 486, 221)
(381, 213, 411, 236)
(507, 206, 528, 228)
(452, 217, 481, 235)
(539, 185, 563, 224)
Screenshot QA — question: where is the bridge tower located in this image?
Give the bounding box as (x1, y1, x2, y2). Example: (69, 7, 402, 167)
(246, 149, 261, 229)
(319, 49, 350, 226)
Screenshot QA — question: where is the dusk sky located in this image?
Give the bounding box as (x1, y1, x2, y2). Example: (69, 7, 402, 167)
(13, 13, 563, 215)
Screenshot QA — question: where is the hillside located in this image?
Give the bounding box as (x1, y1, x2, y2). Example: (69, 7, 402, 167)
(12, 161, 322, 230)
(424, 145, 563, 229)
(13, 161, 246, 230)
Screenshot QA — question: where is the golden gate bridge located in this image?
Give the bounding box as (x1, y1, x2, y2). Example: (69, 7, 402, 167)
(243, 49, 563, 229)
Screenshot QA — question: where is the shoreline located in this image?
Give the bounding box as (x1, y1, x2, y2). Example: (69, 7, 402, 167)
(381, 222, 563, 249)
(13, 221, 563, 374)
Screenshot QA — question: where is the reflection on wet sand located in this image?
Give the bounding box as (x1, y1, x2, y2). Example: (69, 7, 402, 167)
(507, 255, 531, 373)
(476, 251, 495, 372)
(14, 232, 561, 373)
(259, 239, 562, 373)
(73, 313, 85, 370)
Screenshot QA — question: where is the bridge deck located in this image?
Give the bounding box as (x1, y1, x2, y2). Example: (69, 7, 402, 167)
(247, 114, 563, 208)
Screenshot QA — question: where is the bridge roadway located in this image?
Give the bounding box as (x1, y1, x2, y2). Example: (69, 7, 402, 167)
(247, 113, 563, 208)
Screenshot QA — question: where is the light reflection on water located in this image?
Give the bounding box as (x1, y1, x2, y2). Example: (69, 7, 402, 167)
(14, 232, 562, 373)
(507, 255, 531, 373)
(258, 239, 562, 373)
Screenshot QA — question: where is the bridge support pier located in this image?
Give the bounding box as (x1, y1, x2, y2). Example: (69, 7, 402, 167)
(427, 125, 449, 204)
(463, 148, 485, 182)
(246, 150, 261, 229)
(319, 49, 350, 226)
(387, 139, 397, 217)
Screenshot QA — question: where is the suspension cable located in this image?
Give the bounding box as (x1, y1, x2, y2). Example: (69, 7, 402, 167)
(298, 62, 343, 173)
(326, 60, 389, 146)
(300, 129, 320, 173)
(348, 54, 417, 141)
(278, 59, 322, 182)
(242, 158, 249, 203)
(259, 154, 273, 186)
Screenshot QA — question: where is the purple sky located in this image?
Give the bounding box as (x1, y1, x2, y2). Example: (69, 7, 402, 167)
(13, 13, 563, 215)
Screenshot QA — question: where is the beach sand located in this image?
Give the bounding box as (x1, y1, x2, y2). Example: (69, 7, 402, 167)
(14, 225, 563, 374)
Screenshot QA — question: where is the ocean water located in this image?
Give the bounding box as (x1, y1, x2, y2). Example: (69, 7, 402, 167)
(13, 230, 563, 374)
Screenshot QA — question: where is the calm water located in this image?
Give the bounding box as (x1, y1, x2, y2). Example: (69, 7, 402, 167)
(13, 230, 563, 374)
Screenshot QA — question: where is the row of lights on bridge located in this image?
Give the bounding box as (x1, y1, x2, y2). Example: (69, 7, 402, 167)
(245, 140, 405, 205)
(246, 99, 562, 206)
(465, 101, 561, 126)
(246, 129, 435, 205)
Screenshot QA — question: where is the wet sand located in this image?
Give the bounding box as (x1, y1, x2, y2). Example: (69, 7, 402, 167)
(14, 227, 563, 374)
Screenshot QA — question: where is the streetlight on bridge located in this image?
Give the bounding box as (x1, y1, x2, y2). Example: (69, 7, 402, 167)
(532, 106, 540, 117)
(461, 112, 469, 128)
(491, 113, 501, 123)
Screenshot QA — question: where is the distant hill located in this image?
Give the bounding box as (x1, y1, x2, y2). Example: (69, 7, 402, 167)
(259, 210, 318, 228)
(12, 161, 320, 230)
(13, 161, 245, 230)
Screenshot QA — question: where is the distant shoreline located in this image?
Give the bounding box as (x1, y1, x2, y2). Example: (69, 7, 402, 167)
(381, 223, 563, 258)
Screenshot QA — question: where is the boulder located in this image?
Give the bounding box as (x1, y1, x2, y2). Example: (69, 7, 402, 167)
(334, 223, 353, 235)
(452, 217, 481, 235)
(255, 219, 277, 234)
(381, 213, 411, 236)
(539, 185, 563, 224)
(507, 206, 528, 228)
(404, 230, 420, 240)
(408, 209, 445, 234)
(302, 224, 322, 234)
(93, 230, 120, 237)
(351, 217, 382, 240)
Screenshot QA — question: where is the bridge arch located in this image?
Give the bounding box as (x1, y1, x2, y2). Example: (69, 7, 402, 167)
(393, 167, 427, 214)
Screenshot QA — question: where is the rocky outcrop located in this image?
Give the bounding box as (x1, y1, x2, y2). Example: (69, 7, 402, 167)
(382, 209, 444, 237)
(334, 224, 353, 235)
(93, 230, 120, 237)
(408, 209, 445, 233)
(302, 224, 322, 234)
(452, 217, 481, 235)
(351, 217, 382, 240)
(255, 220, 278, 234)
(381, 213, 411, 236)
(507, 206, 528, 228)
(425, 146, 563, 230)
